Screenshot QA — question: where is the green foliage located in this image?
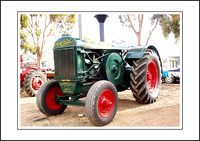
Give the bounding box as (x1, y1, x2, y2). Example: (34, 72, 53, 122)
(20, 14, 29, 28)
(50, 14, 76, 34)
(119, 14, 180, 44)
(20, 14, 36, 54)
(20, 35, 36, 55)
(20, 14, 76, 55)
(151, 14, 180, 42)
(119, 14, 136, 28)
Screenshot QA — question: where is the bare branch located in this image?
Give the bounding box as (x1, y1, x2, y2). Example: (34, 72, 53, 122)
(140, 14, 143, 29)
(35, 15, 38, 33)
(40, 16, 53, 54)
(138, 14, 144, 35)
(27, 16, 36, 46)
(27, 19, 36, 47)
(41, 15, 47, 49)
(138, 14, 140, 23)
(136, 14, 144, 46)
(146, 17, 159, 45)
(45, 15, 47, 27)
(127, 14, 138, 36)
(24, 28, 31, 34)
(44, 30, 51, 45)
(25, 52, 37, 61)
(46, 16, 53, 29)
(31, 15, 34, 29)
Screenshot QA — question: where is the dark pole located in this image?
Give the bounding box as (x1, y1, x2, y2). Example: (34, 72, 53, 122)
(94, 14, 108, 42)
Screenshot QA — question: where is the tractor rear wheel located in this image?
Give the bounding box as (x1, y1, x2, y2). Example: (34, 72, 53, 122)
(130, 49, 161, 104)
(23, 70, 46, 97)
(36, 80, 68, 116)
(85, 80, 118, 126)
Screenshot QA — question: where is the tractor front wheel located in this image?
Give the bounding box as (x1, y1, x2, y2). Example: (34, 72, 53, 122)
(130, 49, 161, 104)
(23, 70, 46, 97)
(36, 80, 67, 116)
(85, 80, 118, 126)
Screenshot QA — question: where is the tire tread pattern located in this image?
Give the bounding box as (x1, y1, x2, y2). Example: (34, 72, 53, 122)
(130, 49, 162, 104)
(23, 70, 46, 97)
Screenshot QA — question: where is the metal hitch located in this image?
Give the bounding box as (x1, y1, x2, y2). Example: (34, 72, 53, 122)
(55, 94, 86, 107)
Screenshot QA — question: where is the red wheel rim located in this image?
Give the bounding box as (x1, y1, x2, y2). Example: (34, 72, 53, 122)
(147, 60, 158, 94)
(98, 89, 115, 118)
(46, 87, 64, 110)
(32, 76, 43, 90)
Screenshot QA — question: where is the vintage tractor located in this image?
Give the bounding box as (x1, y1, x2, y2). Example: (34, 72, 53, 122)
(20, 55, 47, 97)
(36, 15, 162, 126)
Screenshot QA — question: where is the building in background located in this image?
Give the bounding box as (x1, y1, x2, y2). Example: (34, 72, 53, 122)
(21, 48, 54, 71)
(162, 56, 180, 70)
(22, 54, 37, 68)
(41, 48, 54, 71)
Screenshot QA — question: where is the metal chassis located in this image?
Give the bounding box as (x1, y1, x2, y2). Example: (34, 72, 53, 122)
(55, 93, 86, 107)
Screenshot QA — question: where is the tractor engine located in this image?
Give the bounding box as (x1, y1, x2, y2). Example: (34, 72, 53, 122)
(53, 34, 128, 97)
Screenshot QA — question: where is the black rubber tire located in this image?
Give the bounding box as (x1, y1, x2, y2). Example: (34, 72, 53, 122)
(36, 80, 67, 116)
(85, 80, 118, 126)
(23, 70, 46, 97)
(130, 49, 162, 104)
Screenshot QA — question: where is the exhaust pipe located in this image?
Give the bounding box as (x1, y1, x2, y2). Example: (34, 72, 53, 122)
(94, 14, 108, 42)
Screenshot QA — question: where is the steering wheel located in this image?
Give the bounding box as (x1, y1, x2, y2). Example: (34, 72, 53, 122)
(112, 39, 126, 45)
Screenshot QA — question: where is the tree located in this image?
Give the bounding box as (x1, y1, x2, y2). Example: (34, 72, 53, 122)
(20, 14, 76, 68)
(119, 14, 180, 45)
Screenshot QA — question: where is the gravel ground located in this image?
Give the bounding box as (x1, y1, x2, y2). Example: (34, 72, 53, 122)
(19, 83, 180, 128)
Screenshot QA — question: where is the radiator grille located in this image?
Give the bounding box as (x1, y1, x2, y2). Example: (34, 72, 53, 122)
(54, 49, 75, 77)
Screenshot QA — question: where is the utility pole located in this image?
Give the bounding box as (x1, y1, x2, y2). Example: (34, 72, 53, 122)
(78, 14, 82, 39)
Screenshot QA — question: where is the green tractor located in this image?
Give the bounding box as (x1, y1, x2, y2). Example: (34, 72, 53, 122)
(36, 15, 162, 126)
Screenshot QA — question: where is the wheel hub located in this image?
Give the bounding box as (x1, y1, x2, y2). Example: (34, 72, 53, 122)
(147, 60, 158, 94)
(46, 87, 64, 110)
(98, 89, 115, 118)
(102, 53, 124, 86)
(32, 76, 43, 90)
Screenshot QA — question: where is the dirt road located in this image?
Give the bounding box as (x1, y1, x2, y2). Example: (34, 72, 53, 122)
(19, 83, 180, 128)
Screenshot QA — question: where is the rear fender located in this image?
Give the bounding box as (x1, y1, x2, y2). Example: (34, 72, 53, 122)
(147, 45, 163, 73)
(125, 45, 147, 59)
(125, 45, 162, 72)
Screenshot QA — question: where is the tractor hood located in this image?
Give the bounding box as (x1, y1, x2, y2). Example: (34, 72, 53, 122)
(53, 34, 136, 50)
(53, 34, 149, 59)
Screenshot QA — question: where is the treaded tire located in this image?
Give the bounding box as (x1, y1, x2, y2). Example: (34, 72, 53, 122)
(85, 80, 118, 126)
(36, 80, 67, 116)
(130, 49, 161, 104)
(23, 70, 46, 97)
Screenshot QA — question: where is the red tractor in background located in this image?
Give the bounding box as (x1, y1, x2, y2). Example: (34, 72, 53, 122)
(20, 55, 47, 97)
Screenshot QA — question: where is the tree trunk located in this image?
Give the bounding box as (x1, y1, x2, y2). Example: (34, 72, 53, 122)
(127, 14, 143, 46)
(37, 55, 41, 68)
(138, 14, 143, 46)
(36, 46, 41, 68)
(37, 51, 43, 69)
(137, 32, 141, 45)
